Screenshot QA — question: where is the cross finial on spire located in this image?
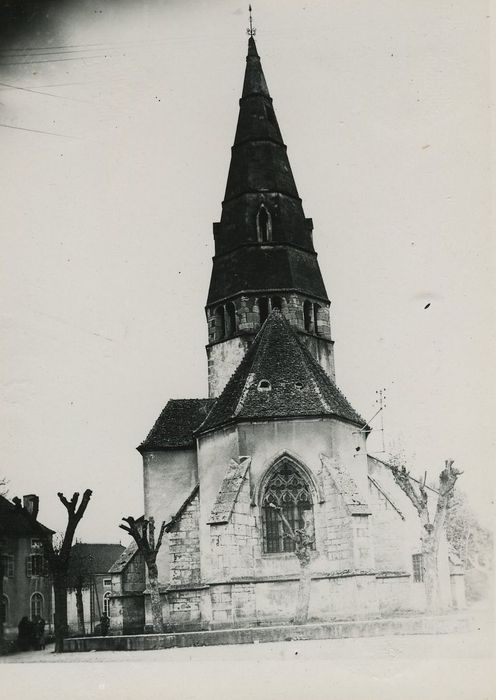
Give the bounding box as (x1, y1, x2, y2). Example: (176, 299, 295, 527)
(247, 5, 256, 37)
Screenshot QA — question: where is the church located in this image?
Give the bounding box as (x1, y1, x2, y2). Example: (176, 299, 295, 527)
(110, 35, 464, 634)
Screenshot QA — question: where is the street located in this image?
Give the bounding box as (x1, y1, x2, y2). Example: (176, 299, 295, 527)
(1, 626, 494, 700)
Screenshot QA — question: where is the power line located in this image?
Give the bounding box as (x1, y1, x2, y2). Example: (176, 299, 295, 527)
(0, 81, 88, 102)
(0, 54, 110, 66)
(0, 122, 78, 139)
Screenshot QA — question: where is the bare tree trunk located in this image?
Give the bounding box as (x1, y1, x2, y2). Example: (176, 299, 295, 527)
(294, 562, 311, 624)
(147, 561, 164, 633)
(422, 533, 440, 612)
(75, 584, 86, 636)
(53, 574, 68, 653)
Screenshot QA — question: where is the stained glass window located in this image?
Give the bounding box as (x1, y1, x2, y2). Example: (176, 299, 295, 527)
(261, 460, 314, 554)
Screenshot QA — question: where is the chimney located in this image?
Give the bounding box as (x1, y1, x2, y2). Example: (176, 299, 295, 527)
(23, 494, 39, 520)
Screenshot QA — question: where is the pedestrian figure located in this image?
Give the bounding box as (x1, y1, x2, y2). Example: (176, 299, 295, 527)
(100, 612, 110, 636)
(17, 616, 34, 651)
(33, 614, 46, 650)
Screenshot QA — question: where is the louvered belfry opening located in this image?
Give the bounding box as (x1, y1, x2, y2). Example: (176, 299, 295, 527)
(261, 459, 314, 554)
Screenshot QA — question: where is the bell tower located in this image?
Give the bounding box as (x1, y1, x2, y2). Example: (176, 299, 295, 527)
(206, 34, 335, 398)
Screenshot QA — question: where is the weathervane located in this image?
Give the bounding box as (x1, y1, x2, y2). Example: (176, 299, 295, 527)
(247, 5, 256, 37)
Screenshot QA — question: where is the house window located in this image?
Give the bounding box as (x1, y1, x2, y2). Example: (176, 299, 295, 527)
(30, 592, 44, 619)
(31, 538, 43, 552)
(261, 459, 314, 554)
(1, 554, 14, 578)
(412, 553, 424, 582)
(103, 592, 111, 616)
(26, 554, 46, 577)
(103, 578, 112, 588)
(1, 595, 9, 625)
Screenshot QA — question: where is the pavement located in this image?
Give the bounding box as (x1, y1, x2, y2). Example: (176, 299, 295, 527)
(1, 625, 494, 700)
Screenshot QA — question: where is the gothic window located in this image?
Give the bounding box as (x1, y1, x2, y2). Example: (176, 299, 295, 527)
(313, 303, 321, 335)
(261, 460, 314, 554)
(30, 592, 44, 619)
(258, 297, 269, 325)
(225, 301, 236, 336)
(271, 296, 283, 311)
(214, 306, 225, 341)
(257, 204, 272, 242)
(303, 300, 313, 332)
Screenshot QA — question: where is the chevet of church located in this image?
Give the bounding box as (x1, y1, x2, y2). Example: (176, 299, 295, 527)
(109, 35, 465, 635)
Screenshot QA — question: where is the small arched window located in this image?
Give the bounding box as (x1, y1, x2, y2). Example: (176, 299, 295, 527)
(271, 296, 283, 311)
(261, 459, 314, 554)
(214, 306, 226, 341)
(303, 300, 313, 333)
(258, 297, 269, 325)
(103, 592, 111, 617)
(313, 303, 321, 335)
(225, 301, 236, 337)
(30, 592, 44, 619)
(257, 205, 272, 243)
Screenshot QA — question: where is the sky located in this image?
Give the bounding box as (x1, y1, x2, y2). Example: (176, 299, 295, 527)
(0, 0, 493, 542)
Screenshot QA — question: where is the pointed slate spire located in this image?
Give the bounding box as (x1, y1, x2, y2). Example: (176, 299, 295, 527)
(207, 37, 329, 307)
(198, 311, 364, 434)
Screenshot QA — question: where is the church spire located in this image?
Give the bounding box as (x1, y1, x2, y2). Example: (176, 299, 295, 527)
(205, 34, 335, 398)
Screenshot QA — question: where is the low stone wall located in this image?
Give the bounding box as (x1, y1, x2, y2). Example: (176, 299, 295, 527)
(63, 612, 472, 653)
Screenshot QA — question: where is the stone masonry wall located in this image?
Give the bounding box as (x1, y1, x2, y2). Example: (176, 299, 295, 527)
(319, 467, 354, 570)
(209, 477, 257, 580)
(168, 491, 201, 586)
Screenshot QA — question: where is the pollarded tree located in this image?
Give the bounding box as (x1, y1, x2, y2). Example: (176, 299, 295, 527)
(268, 503, 315, 624)
(390, 459, 462, 613)
(13, 490, 92, 652)
(66, 544, 95, 636)
(119, 515, 166, 633)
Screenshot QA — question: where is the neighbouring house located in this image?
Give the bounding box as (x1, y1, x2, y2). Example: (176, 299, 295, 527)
(0, 494, 54, 639)
(66, 542, 124, 636)
(110, 35, 465, 633)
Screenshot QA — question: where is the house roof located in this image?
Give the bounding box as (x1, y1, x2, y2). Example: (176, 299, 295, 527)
(108, 541, 139, 574)
(139, 398, 215, 451)
(0, 495, 54, 538)
(208, 458, 251, 525)
(197, 311, 365, 434)
(68, 543, 125, 576)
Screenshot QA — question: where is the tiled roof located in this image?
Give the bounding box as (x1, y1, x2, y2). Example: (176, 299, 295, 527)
(208, 458, 251, 525)
(68, 543, 125, 576)
(109, 541, 138, 574)
(139, 398, 215, 451)
(320, 454, 371, 516)
(198, 311, 365, 434)
(0, 495, 54, 537)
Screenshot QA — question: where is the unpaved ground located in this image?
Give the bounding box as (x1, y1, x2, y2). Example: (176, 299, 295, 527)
(1, 625, 494, 700)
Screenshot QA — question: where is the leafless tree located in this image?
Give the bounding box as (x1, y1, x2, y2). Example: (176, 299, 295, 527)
(119, 515, 166, 633)
(13, 490, 92, 652)
(390, 459, 462, 613)
(268, 504, 315, 624)
(0, 477, 8, 497)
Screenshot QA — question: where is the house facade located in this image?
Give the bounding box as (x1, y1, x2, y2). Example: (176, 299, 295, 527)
(110, 36, 465, 633)
(0, 495, 54, 639)
(66, 542, 124, 636)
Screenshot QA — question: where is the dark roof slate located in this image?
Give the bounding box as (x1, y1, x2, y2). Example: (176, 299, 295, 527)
(0, 495, 54, 538)
(68, 543, 125, 575)
(198, 311, 365, 434)
(139, 398, 215, 451)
